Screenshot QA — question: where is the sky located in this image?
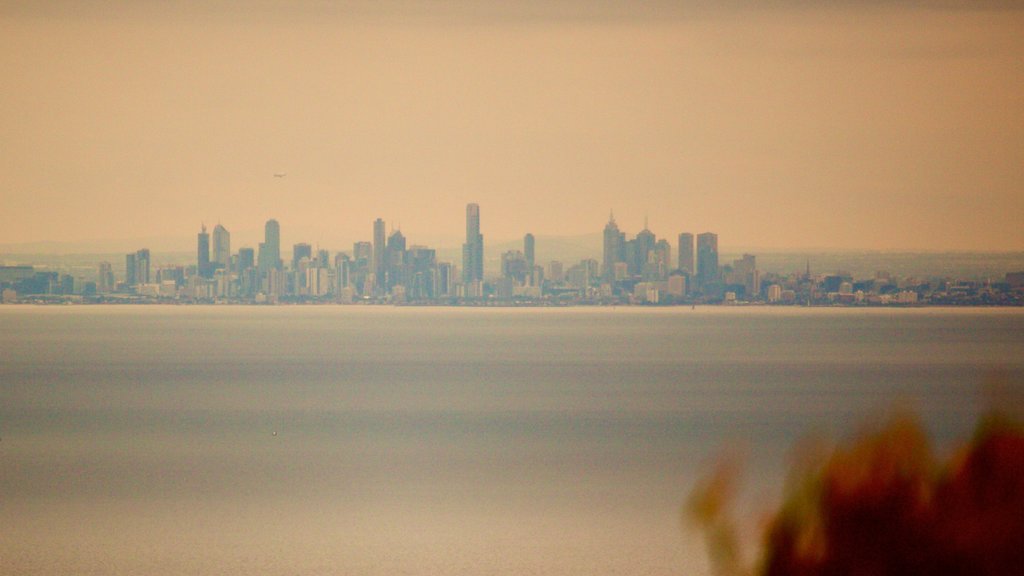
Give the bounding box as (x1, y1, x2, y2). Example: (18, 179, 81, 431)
(2, 0, 1023, 252)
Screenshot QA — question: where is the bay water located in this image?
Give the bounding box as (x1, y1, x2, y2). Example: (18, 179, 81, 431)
(2, 306, 1022, 575)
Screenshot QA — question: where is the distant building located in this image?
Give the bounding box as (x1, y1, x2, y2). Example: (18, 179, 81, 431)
(602, 212, 625, 282)
(126, 248, 150, 287)
(197, 224, 211, 278)
(386, 229, 407, 290)
(696, 232, 718, 292)
(462, 203, 483, 284)
(373, 218, 386, 293)
(212, 224, 230, 272)
(97, 262, 115, 293)
(258, 219, 281, 274)
(524, 233, 535, 269)
(678, 233, 694, 275)
(501, 250, 529, 285)
(292, 243, 312, 271)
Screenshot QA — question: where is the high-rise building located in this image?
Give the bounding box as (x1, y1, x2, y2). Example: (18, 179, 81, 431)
(678, 233, 694, 275)
(292, 243, 312, 270)
(524, 233, 535, 270)
(237, 247, 255, 272)
(602, 212, 625, 282)
(197, 224, 211, 278)
(97, 262, 114, 293)
(126, 248, 151, 287)
(386, 229, 407, 290)
(125, 253, 136, 287)
(212, 224, 230, 272)
(258, 219, 281, 274)
(462, 203, 483, 284)
(633, 224, 656, 277)
(373, 218, 386, 292)
(696, 232, 719, 291)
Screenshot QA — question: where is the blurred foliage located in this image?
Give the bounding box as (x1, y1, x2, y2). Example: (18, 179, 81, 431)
(688, 411, 1024, 576)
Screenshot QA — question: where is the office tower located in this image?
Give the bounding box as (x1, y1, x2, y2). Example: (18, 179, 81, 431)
(730, 254, 759, 298)
(237, 247, 255, 272)
(125, 248, 151, 287)
(462, 203, 483, 284)
(678, 233, 694, 275)
(373, 218, 386, 291)
(696, 232, 719, 291)
(651, 238, 671, 280)
(334, 253, 351, 290)
(258, 219, 281, 274)
(406, 246, 436, 300)
(97, 262, 114, 293)
(212, 224, 230, 272)
(197, 224, 211, 278)
(125, 252, 137, 286)
(437, 262, 454, 297)
(386, 229, 407, 290)
(136, 249, 151, 285)
(602, 212, 625, 282)
(501, 250, 528, 284)
(633, 224, 656, 277)
(317, 249, 329, 269)
(353, 241, 373, 264)
(524, 233, 535, 270)
(292, 243, 312, 270)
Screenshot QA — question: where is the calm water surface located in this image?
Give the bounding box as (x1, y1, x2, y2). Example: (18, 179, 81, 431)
(2, 306, 1023, 575)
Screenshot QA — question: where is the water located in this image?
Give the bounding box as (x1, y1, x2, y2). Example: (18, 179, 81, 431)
(2, 306, 1023, 575)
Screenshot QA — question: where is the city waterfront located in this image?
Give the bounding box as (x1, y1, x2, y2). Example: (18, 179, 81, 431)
(3, 306, 1021, 575)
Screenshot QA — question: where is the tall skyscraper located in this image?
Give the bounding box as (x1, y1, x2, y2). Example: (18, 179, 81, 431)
(373, 218, 386, 292)
(696, 232, 719, 291)
(678, 233, 694, 275)
(97, 262, 114, 293)
(197, 224, 211, 278)
(462, 203, 483, 284)
(386, 229, 407, 290)
(602, 212, 625, 282)
(237, 247, 255, 272)
(524, 233, 535, 270)
(258, 219, 281, 274)
(125, 252, 136, 287)
(212, 224, 230, 272)
(128, 248, 151, 286)
(292, 243, 312, 270)
(633, 225, 656, 277)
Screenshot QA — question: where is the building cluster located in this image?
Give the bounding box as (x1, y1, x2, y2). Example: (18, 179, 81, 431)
(2, 204, 1024, 306)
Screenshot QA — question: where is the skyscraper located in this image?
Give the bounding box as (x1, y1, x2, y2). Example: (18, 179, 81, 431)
(97, 262, 114, 293)
(678, 233, 694, 275)
(125, 252, 136, 287)
(197, 224, 211, 278)
(212, 224, 230, 272)
(462, 203, 483, 284)
(292, 243, 312, 270)
(602, 212, 625, 282)
(386, 229, 407, 290)
(696, 232, 719, 291)
(237, 247, 255, 272)
(258, 219, 281, 275)
(524, 233, 535, 270)
(127, 248, 150, 286)
(373, 218, 386, 292)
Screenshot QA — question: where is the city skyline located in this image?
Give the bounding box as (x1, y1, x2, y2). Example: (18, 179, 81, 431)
(2, 2, 1023, 252)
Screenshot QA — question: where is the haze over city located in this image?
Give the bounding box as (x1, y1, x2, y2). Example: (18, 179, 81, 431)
(3, 1, 1023, 252)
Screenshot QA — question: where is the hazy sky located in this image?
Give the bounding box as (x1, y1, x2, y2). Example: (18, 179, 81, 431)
(2, 1, 1022, 251)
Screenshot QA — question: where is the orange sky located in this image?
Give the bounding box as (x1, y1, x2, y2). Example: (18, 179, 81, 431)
(2, 1, 1022, 251)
